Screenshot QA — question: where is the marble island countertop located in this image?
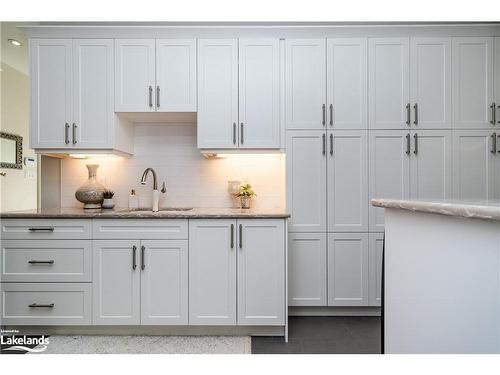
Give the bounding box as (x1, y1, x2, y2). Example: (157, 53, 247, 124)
(371, 199, 500, 221)
(0, 207, 290, 219)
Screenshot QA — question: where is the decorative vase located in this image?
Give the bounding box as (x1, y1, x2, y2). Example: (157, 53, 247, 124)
(75, 164, 105, 209)
(102, 198, 115, 209)
(240, 196, 252, 209)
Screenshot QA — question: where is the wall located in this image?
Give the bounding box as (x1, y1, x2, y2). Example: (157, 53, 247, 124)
(0, 62, 38, 212)
(60, 123, 285, 209)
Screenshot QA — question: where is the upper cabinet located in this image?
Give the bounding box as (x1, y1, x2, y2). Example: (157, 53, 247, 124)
(496, 37, 500, 126)
(452, 37, 494, 129)
(114, 39, 196, 112)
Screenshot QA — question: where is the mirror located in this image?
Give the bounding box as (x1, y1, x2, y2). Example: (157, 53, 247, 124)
(0, 132, 23, 169)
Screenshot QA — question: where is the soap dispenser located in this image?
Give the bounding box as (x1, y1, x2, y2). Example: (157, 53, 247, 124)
(128, 189, 139, 210)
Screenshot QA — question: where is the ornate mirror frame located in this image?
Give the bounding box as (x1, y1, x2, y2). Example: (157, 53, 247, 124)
(0, 131, 23, 169)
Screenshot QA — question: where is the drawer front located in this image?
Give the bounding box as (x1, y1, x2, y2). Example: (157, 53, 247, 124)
(1, 240, 91, 282)
(1, 219, 92, 240)
(92, 219, 188, 239)
(0, 283, 92, 325)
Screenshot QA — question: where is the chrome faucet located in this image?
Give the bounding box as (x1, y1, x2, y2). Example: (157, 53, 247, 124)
(140, 168, 166, 212)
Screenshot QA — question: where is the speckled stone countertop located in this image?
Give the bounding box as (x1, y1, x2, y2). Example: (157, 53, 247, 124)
(371, 199, 500, 221)
(0, 207, 290, 219)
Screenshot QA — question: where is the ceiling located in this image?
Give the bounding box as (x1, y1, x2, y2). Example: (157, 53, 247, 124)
(1, 22, 38, 75)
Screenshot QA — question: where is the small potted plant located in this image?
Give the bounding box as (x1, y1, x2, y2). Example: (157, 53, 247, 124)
(237, 184, 256, 209)
(102, 190, 115, 209)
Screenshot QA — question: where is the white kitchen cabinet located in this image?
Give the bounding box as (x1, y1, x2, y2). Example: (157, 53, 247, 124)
(369, 233, 384, 307)
(197, 39, 239, 149)
(114, 39, 156, 112)
(497, 37, 500, 127)
(288, 232, 327, 306)
(452, 37, 495, 129)
(237, 219, 285, 325)
(452, 130, 497, 200)
(93, 240, 141, 325)
(189, 219, 236, 325)
(327, 38, 367, 129)
(409, 130, 452, 200)
(327, 130, 368, 232)
(285, 39, 327, 130)
(238, 39, 280, 148)
(155, 39, 197, 112)
(140, 240, 188, 325)
(30, 39, 73, 149)
(368, 38, 410, 130)
(410, 37, 452, 129)
(286, 130, 327, 232)
(369, 130, 410, 232)
(328, 233, 369, 306)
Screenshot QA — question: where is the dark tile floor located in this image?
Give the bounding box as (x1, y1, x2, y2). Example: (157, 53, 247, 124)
(252, 316, 381, 354)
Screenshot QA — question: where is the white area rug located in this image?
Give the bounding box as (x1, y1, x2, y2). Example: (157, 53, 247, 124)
(37, 335, 251, 354)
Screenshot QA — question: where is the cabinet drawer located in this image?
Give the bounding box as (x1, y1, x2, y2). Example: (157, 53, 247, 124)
(0, 283, 92, 325)
(1, 240, 91, 282)
(92, 219, 188, 239)
(1, 219, 91, 240)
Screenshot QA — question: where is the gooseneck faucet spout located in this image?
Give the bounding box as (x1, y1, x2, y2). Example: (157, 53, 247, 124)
(140, 168, 158, 190)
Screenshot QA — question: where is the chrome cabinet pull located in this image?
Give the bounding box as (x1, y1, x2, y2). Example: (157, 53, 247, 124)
(413, 103, 418, 125)
(413, 133, 418, 155)
(406, 103, 411, 126)
(64, 123, 70, 144)
(230, 224, 234, 249)
(132, 245, 137, 270)
(491, 133, 497, 154)
(29, 303, 54, 308)
(233, 122, 237, 144)
(330, 133, 333, 156)
(141, 245, 145, 270)
(239, 224, 243, 249)
(329, 104, 333, 126)
(322, 134, 326, 155)
(497, 104, 500, 124)
(28, 260, 55, 264)
(240, 123, 244, 145)
(148, 86, 153, 108)
(156, 86, 160, 108)
(490, 103, 496, 125)
(406, 133, 411, 155)
(322, 104, 326, 126)
(497, 134, 500, 153)
(72, 123, 77, 144)
(28, 227, 55, 232)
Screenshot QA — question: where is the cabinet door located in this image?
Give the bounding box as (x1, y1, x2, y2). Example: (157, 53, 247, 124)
(286, 130, 327, 232)
(327, 38, 367, 129)
(452, 37, 494, 129)
(285, 39, 326, 130)
(30, 39, 72, 148)
(410, 130, 452, 200)
(237, 219, 285, 325)
(410, 37, 452, 129)
(189, 219, 236, 325)
(369, 233, 384, 307)
(452, 130, 496, 199)
(72, 39, 114, 148)
(156, 39, 197, 112)
(369, 130, 410, 232)
(328, 233, 369, 306)
(140, 240, 188, 325)
(496, 37, 500, 127)
(197, 39, 238, 148)
(288, 233, 327, 306)
(368, 38, 410, 130)
(114, 39, 156, 112)
(239, 39, 280, 148)
(93, 240, 140, 325)
(327, 130, 368, 232)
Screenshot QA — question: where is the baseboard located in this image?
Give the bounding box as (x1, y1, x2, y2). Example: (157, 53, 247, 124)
(289, 306, 381, 316)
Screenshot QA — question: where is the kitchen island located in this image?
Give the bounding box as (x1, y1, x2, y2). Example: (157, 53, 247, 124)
(372, 199, 500, 354)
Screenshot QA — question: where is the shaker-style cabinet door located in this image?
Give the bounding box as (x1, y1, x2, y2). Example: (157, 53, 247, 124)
(93, 240, 141, 325)
(496, 37, 500, 128)
(369, 130, 411, 232)
(155, 39, 197, 112)
(452, 37, 494, 129)
(368, 38, 410, 130)
(72, 39, 114, 148)
(114, 39, 156, 112)
(327, 38, 368, 129)
(238, 39, 280, 148)
(30, 39, 73, 149)
(286, 130, 327, 232)
(410, 37, 452, 129)
(140, 240, 188, 325)
(188, 219, 236, 325)
(369, 233, 384, 307)
(197, 39, 239, 148)
(237, 219, 285, 325)
(327, 130, 368, 232)
(285, 39, 327, 130)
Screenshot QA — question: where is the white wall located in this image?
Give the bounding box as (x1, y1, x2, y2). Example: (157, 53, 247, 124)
(60, 123, 285, 209)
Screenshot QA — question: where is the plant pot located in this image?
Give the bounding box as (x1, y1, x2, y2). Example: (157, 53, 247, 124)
(240, 196, 252, 209)
(102, 198, 115, 209)
(75, 164, 105, 209)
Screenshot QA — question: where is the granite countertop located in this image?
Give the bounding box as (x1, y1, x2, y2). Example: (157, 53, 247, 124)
(371, 199, 500, 222)
(0, 207, 290, 219)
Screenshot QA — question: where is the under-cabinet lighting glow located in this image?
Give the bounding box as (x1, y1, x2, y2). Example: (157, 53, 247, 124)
(68, 154, 123, 160)
(8, 39, 22, 47)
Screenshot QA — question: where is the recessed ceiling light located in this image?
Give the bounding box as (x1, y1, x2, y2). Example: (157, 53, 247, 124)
(8, 39, 22, 47)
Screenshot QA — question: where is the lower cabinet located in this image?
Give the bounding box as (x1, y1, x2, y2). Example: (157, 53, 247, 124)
(93, 239, 188, 325)
(189, 219, 285, 326)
